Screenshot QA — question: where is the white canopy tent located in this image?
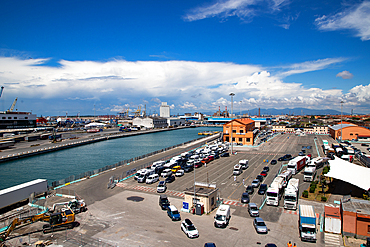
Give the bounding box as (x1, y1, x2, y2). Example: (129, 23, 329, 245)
(326, 157, 370, 191)
(84, 122, 107, 128)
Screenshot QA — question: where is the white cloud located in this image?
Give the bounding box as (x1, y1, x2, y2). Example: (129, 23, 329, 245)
(336, 70, 353, 79)
(315, 1, 370, 41)
(0, 56, 368, 115)
(183, 0, 290, 23)
(276, 58, 347, 78)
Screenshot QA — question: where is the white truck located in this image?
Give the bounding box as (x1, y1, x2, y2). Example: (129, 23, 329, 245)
(266, 176, 284, 206)
(214, 204, 230, 228)
(284, 178, 299, 210)
(278, 170, 292, 188)
(287, 156, 306, 175)
(299, 205, 317, 242)
(303, 166, 316, 182)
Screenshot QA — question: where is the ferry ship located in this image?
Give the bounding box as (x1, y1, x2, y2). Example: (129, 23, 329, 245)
(0, 111, 37, 129)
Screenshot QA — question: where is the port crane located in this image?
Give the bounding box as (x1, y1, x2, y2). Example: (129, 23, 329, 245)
(7, 98, 17, 113)
(0, 209, 75, 244)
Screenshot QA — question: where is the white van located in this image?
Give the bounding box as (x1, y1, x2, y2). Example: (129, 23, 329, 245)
(233, 165, 242, 175)
(146, 174, 159, 184)
(214, 205, 230, 228)
(239, 159, 249, 169)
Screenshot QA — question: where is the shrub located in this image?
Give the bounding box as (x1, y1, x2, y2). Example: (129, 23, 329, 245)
(302, 190, 308, 198)
(309, 186, 316, 193)
(321, 196, 327, 202)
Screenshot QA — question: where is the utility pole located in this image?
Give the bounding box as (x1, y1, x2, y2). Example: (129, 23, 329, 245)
(229, 93, 235, 155)
(340, 100, 344, 141)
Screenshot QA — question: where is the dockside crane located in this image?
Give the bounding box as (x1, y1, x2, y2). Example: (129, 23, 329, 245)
(7, 97, 17, 113)
(0, 86, 4, 99)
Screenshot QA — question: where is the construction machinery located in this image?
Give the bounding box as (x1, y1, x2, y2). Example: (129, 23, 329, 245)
(0, 209, 75, 244)
(49, 198, 86, 214)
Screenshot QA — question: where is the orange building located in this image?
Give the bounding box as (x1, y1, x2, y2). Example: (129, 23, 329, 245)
(223, 118, 255, 145)
(329, 123, 370, 141)
(341, 198, 370, 239)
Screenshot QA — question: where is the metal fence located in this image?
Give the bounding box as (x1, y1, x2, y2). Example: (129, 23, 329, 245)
(51, 134, 220, 188)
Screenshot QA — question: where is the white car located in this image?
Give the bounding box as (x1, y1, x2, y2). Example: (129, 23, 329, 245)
(161, 168, 172, 178)
(181, 219, 199, 238)
(146, 174, 159, 184)
(175, 169, 184, 177)
(233, 165, 242, 175)
(157, 181, 167, 193)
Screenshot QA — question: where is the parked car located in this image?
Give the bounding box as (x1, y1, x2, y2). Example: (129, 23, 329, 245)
(258, 184, 268, 195)
(241, 192, 250, 203)
(146, 174, 159, 184)
(246, 185, 254, 195)
(183, 165, 193, 173)
(270, 160, 277, 165)
(161, 168, 172, 178)
(253, 217, 268, 234)
(165, 175, 175, 183)
(159, 194, 170, 210)
(361, 143, 369, 146)
(167, 205, 181, 221)
(157, 181, 167, 193)
(171, 165, 181, 173)
(260, 171, 267, 177)
(181, 219, 199, 238)
(248, 203, 259, 217)
(220, 152, 229, 157)
(204, 243, 216, 247)
(263, 166, 269, 172)
(175, 169, 184, 177)
(256, 175, 264, 182)
(137, 174, 147, 183)
(194, 162, 202, 168)
(251, 179, 260, 188)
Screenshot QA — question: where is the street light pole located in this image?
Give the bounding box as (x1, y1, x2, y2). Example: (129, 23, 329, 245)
(239, 101, 242, 117)
(229, 93, 235, 155)
(340, 100, 344, 141)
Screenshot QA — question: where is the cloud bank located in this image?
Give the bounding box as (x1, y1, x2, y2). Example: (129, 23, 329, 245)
(315, 1, 370, 41)
(0, 56, 368, 115)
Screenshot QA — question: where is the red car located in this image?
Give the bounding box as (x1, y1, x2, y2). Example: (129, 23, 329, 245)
(194, 162, 202, 168)
(260, 171, 267, 177)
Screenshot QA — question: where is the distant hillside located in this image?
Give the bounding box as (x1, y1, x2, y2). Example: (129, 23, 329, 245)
(205, 108, 348, 116)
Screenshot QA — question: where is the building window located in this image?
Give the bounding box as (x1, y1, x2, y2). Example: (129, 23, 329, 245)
(350, 133, 353, 135)
(232, 130, 236, 133)
(211, 197, 214, 206)
(14, 117, 17, 119)
(8, 117, 11, 119)
(246, 138, 250, 142)
(225, 137, 229, 142)
(232, 138, 235, 142)
(238, 138, 242, 142)
(2, 117, 5, 119)
(25, 117, 28, 119)
(240, 130, 244, 133)
(368, 225, 370, 233)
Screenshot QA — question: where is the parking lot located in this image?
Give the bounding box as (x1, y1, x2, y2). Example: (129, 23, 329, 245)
(6, 133, 343, 246)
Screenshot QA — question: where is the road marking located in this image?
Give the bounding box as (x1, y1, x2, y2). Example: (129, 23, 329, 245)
(324, 232, 342, 246)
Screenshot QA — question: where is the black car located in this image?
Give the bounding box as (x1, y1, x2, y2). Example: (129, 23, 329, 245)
(246, 185, 254, 194)
(270, 160, 277, 165)
(213, 153, 220, 159)
(159, 195, 170, 210)
(220, 152, 230, 157)
(258, 184, 268, 195)
(256, 175, 264, 182)
(183, 165, 193, 173)
(165, 175, 175, 183)
(263, 166, 269, 172)
(241, 192, 250, 203)
(361, 143, 369, 146)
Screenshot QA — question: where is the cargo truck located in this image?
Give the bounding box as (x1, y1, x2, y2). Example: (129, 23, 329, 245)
(287, 156, 306, 175)
(299, 205, 317, 242)
(266, 176, 284, 206)
(303, 166, 316, 182)
(284, 178, 299, 210)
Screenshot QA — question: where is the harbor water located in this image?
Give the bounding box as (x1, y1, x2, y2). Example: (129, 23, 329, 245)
(0, 127, 221, 190)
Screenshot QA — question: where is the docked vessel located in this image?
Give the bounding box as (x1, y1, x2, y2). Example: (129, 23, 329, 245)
(0, 111, 36, 129)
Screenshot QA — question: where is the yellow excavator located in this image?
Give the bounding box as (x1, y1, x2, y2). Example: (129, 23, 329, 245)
(0, 208, 75, 244)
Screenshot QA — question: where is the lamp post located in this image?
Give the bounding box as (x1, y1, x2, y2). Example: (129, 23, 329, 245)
(239, 101, 242, 117)
(229, 93, 235, 155)
(340, 100, 344, 141)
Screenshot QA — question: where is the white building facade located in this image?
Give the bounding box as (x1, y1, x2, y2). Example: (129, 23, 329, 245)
(160, 102, 170, 118)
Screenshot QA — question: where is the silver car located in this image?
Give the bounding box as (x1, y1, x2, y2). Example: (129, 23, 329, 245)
(248, 203, 259, 217)
(253, 217, 268, 234)
(251, 179, 260, 188)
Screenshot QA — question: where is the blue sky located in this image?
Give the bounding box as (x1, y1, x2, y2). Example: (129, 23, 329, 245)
(0, 0, 369, 116)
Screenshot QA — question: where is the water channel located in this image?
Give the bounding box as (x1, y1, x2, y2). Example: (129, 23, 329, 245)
(0, 127, 222, 190)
